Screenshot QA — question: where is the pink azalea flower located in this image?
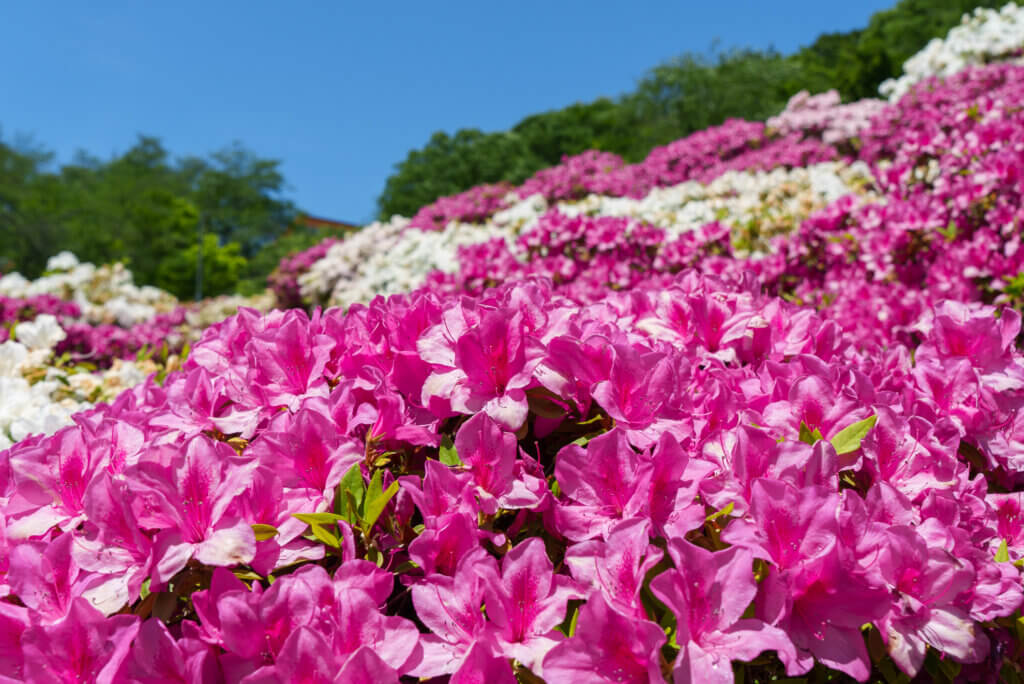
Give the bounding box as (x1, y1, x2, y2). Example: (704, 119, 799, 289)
(410, 559, 494, 678)
(553, 429, 650, 541)
(250, 398, 362, 505)
(116, 618, 221, 683)
(8, 531, 125, 623)
(6, 428, 105, 539)
(71, 473, 153, 609)
(421, 307, 544, 430)
(564, 518, 663, 619)
(722, 478, 839, 570)
(454, 412, 517, 512)
(650, 540, 796, 684)
(756, 551, 889, 681)
(643, 433, 714, 538)
(479, 538, 581, 670)
(247, 309, 334, 411)
(989, 492, 1024, 560)
(20, 597, 139, 684)
(407, 511, 491, 577)
(333, 646, 401, 684)
(590, 343, 677, 440)
(449, 642, 516, 684)
(127, 435, 257, 583)
(400, 460, 479, 523)
(0, 602, 29, 682)
(542, 593, 666, 684)
(876, 526, 989, 676)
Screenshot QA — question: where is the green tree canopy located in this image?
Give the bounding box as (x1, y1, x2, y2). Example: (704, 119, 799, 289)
(0, 134, 296, 298)
(376, 0, 1010, 220)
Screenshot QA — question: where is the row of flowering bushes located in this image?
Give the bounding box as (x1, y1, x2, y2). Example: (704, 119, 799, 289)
(0, 68, 1023, 683)
(0, 254, 274, 451)
(1, 271, 1022, 681)
(4, 6, 1024, 682)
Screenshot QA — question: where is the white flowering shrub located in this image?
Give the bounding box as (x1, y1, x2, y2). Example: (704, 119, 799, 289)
(880, 2, 1024, 101)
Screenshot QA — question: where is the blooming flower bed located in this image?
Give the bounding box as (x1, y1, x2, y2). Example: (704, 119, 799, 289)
(0, 255, 274, 451)
(0, 313, 163, 451)
(4, 8, 1024, 682)
(880, 1, 1024, 101)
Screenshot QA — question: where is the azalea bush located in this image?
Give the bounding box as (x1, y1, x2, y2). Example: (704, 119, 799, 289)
(879, 1, 1024, 101)
(0, 314, 165, 452)
(1, 272, 1022, 682)
(5, 10, 1024, 682)
(0, 254, 275, 451)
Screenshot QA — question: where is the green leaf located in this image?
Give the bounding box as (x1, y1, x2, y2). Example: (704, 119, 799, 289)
(571, 433, 603, 448)
(830, 414, 878, 455)
(996, 539, 1011, 563)
(335, 464, 366, 523)
(438, 435, 461, 466)
(233, 570, 263, 581)
(365, 547, 384, 567)
(139, 578, 151, 600)
(798, 421, 823, 445)
(292, 512, 346, 526)
(706, 501, 734, 523)
(251, 523, 279, 541)
(308, 522, 340, 549)
(363, 469, 400, 531)
(567, 602, 580, 637)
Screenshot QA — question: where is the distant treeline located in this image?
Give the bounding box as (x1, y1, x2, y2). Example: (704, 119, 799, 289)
(376, 0, 1004, 220)
(0, 136, 322, 298)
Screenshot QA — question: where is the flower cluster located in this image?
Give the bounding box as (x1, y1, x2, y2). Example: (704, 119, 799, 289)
(2, 253, 276, 371)
(268, 238, 339, 309)
(1, 270, 1021, 681)
(766, 89, 888, 147)
(408, 182, 514, 231)
(0, 257, 277, 451)
(298, 216, 518, 310)
(880, 1, 1024, 101)
(8, 23, 1024, 682)
(0, 252, 178, 327)
(0, 314, 162, 451)
(278, 120, 845, 298)
(298, 161, 875, 310)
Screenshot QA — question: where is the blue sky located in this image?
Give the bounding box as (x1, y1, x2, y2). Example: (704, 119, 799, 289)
(0, 1, 894, 223)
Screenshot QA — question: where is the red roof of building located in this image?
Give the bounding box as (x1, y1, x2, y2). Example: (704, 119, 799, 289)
(298, 213, 361, 232)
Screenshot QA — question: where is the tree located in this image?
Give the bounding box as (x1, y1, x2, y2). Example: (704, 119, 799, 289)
(375, 0, 1012, 221)
(377, 129, 540, 220)
(0, 134, 293, 298)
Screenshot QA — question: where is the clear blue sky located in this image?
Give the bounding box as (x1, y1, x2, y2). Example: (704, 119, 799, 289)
(0, 1, 894, 224)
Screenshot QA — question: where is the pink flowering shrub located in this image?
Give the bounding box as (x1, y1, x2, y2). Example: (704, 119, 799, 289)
(55, 308, 189, 368)
(268, 238, 339, 309)
(8, 64, 1024, 682)
(0, 293, 189, 368)
(2, 267, 1023, 681)
(0, 295, 82, 338)
(766, 89, 888, 148)
(409, 182, 514, 231)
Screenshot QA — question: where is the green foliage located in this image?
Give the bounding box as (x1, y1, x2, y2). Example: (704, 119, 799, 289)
(376, 0, 1009, 220)
(376, 129, 541, 220)
(622, 47, 804, 159)
(155, 233, 247, 299)
(0, 134, 295, 298)
(830, 415, 878, 454)
(796, 0, 1008, 101)
(236, 227, 327, 295)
